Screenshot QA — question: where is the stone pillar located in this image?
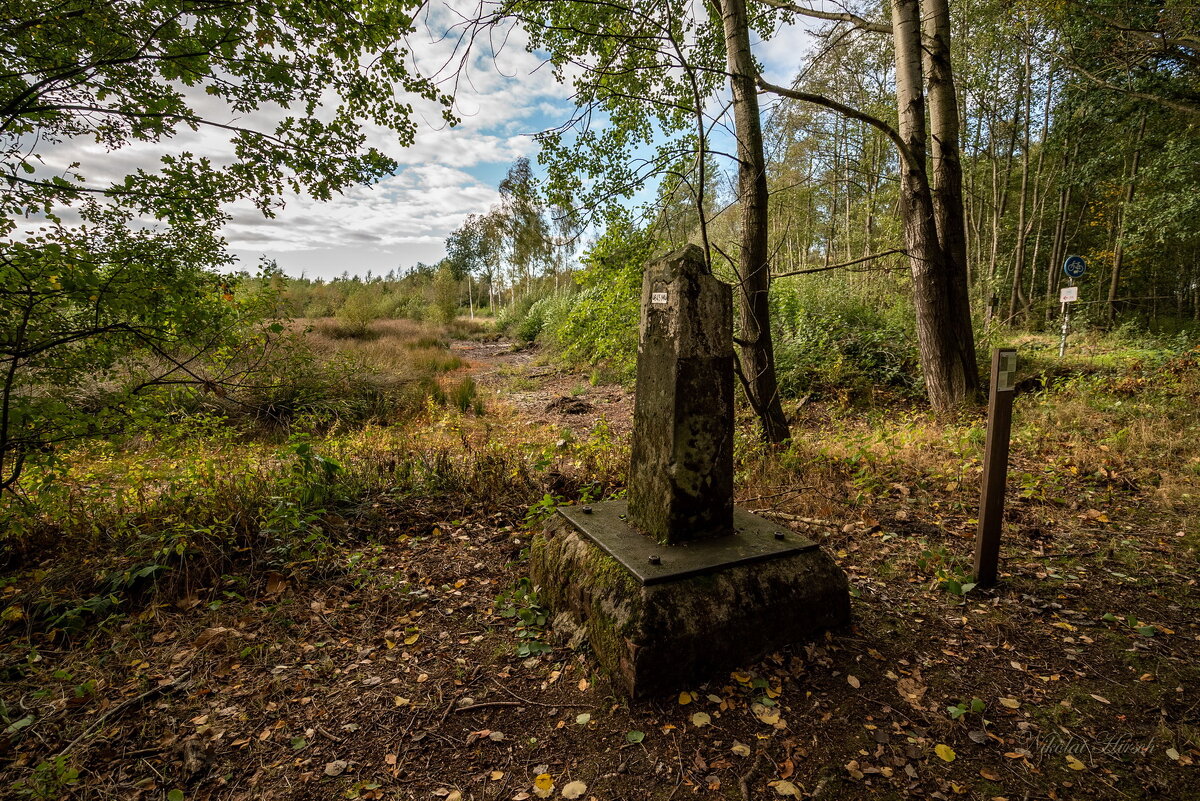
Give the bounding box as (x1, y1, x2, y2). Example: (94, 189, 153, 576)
(628, 245, 734, 545)
(529, 244, 850, 698)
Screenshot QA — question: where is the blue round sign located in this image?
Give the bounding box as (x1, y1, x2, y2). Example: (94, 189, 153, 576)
(1063, 255, 1087, 279)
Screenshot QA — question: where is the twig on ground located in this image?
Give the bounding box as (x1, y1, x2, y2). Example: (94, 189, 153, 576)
(491, 679, 593, 708)
(452, 701, 525, 713)
(739, 751, 766, 801)
(58, 672, 193, 758)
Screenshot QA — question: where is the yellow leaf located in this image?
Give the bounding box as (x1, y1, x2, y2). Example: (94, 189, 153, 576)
(533, 774, 554, 799)
(772, 780, 801, 798)
(404, 633, 420, 645)
(731, 742, 751, 757)
(999, 697, 1020, 709)
(752, 703, 780, 725)
(678, 691, 693, 705)
(731, 671, 752, 685)
(1065, 755, 1086, 771)
(690, 712, 711, 727)
(935, 744, 956, 762)
(561, 780, 587, 799)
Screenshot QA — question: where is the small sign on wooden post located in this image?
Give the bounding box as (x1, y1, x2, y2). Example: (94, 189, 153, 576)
(973, 348, 1017, 588)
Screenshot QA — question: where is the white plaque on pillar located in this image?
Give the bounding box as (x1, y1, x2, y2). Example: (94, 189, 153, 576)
(1059, 286, 1078, 303)
(651, 291, 668, 305)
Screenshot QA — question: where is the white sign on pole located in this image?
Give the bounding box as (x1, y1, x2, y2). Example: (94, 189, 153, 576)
(1060, 286, 1079, 303)
(996, 350, 1017, 392)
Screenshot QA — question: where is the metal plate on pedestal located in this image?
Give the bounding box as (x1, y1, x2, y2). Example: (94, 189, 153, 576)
(557, 500, 817, 586)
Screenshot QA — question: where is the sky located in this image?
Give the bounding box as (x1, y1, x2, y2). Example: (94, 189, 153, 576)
(35, 3, 817, 281)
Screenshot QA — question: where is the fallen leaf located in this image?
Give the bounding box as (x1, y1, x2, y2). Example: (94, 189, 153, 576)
(266, 572, 288, 595)
(324, 760, 348, 777)
(533, 774, 554, 799)
(625, 730, 645, 744)
(731, 742, 751, 757)
(690, 712, 712, 727)
(897, 675, 927, 708)
(575, 713, 591, 725)
(752, 703, 780, 725)
(999, 697, 1020, 709)
(1167, 747, 1181, 761)
(490, 771, 504, 781)
(771, 780, 801, 797)
(1065, 755, 1087, 771)
(678, 691, 694, 705)
(934, 744, 956, 763)
(979, 769, 1001, 781)
(561, 780, 587, 799)
(847, 675, 861, 689)
(1089, 694, 1110, 705)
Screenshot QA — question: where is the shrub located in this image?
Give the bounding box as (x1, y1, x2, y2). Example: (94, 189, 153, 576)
(538, 216, 649, 381)
(769, 275, 922, 401)
(335, 290, 382, 336)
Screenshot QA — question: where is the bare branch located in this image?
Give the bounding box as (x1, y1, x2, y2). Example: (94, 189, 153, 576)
(756, 77, 917, 170)
(753, 0, 891, 34)
(772, 248, 907, 279)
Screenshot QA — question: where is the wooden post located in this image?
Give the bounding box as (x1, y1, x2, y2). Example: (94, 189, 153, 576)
(973, 348, 1017, 587)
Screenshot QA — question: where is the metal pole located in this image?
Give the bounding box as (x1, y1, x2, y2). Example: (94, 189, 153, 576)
(1058, 279, 1075, 358)
(973, 348, 1017, 587)
(1058, 301, 1069, 357)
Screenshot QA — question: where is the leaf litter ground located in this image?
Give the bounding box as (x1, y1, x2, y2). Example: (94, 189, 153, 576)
(2, 341, 1199, 800)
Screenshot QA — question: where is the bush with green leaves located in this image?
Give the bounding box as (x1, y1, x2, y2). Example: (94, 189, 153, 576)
(538, 216, 650, 381)
(335, 290, 383, 337)
(770, 274, 922, 400)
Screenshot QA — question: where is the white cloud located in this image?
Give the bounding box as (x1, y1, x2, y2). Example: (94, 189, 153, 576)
(14, 1, 816, 280)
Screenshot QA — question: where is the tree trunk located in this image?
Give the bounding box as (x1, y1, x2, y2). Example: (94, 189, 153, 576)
(893, 0, 973, 412)
(1008, 49, 1033, 322)
(921, 0, 979, 401)
(719, 0, 790, 441)
(1108, 112, 1146, 324)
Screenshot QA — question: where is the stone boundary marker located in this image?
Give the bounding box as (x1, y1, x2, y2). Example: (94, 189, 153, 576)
(531, 245, 850, 698)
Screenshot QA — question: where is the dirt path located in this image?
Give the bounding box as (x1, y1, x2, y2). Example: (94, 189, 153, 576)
(452, 339, 634, 438)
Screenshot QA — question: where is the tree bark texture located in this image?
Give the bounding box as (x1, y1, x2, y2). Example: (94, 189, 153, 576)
(893, 0, 975, 412)
(1107, 112, 1146, 324)
(921, 0, 980, 401)
(719, 0, 791, 441)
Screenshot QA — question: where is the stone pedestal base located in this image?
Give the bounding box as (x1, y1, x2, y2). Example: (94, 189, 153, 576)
(530, 501, 851, 698)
